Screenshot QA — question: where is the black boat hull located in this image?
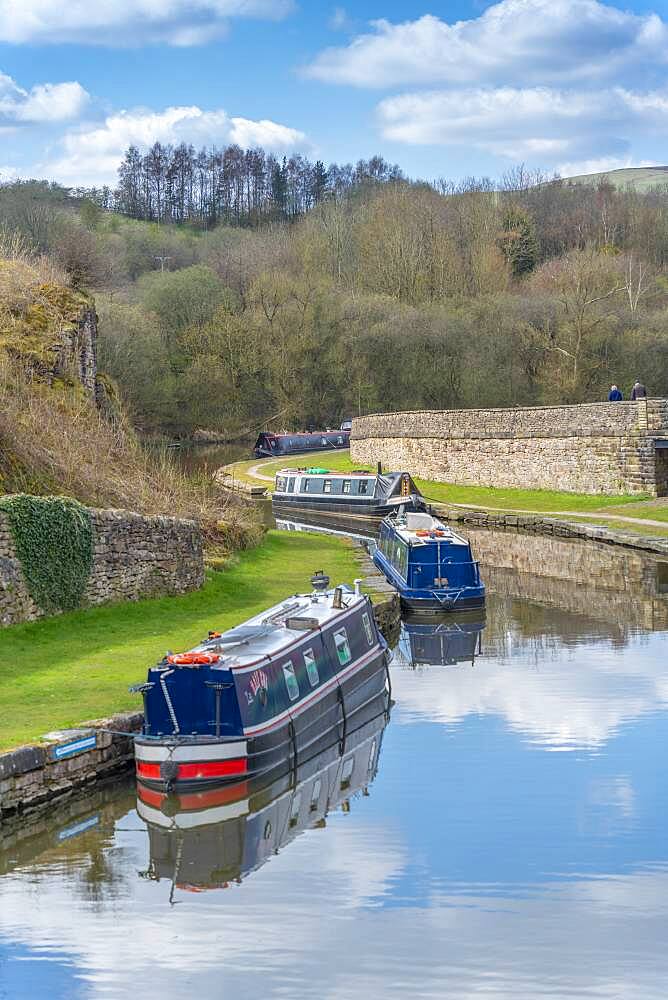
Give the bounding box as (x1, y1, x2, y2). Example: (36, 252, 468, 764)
(399, 593, 487, 616)
(272, 497, 425, 519)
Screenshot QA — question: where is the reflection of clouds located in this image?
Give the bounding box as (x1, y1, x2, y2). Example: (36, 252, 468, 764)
(391, 632, 668, 750)
(1, 809, 668, 998)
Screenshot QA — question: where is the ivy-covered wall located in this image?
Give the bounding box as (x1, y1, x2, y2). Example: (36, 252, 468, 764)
(0, 500, 204, 627)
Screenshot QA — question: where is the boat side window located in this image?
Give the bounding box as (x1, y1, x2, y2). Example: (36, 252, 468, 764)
(358, 480, 369, 495)
(282, 660, 300, 701)
(362, 612, 374, 646)
(341, 756, 355, 789)
(289, 791, 302, 827)
(303, 648, 319, 687)
(303, 478, 310, 492)
(310, 778, 322, 812)
(334, 628, 351, 666)
(287, 477, 295, 493)
(323, 479, 332, 494)
(276, 476, 287, 491)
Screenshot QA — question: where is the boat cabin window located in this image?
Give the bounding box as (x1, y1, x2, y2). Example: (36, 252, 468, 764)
(287, 477, 295, 493)
(276, 476, 287, 491)
(358, 480, 369, 495)
(323, 479, 332, 494)
(310, 778, 322, 812)
(304, 648, 319, 687)
(362, 612, 374, 646)
(341, 756, 355, 789)
(303, 478, 310, 491)
(282, 660, 300, 701)
(289, 791, 302, 826)
(342, 480, 351, 494)
(334, 628, 351, 666)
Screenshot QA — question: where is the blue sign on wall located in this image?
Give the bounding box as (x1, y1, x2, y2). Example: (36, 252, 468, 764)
(52, 734, 97, 760)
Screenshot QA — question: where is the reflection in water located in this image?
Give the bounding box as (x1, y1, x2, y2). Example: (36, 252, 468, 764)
(137, 704, 388, 896)
(1, 529, 668, 999)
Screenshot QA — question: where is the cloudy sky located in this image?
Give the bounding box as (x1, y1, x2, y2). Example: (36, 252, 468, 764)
(1, 0, 668, 188)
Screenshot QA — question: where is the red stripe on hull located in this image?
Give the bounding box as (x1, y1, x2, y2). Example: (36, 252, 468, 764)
(136, 761, 161, 780)
(177, 759, 247, 780)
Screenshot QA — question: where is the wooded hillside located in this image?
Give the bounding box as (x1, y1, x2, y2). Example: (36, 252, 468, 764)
(2, 153, 668, 441)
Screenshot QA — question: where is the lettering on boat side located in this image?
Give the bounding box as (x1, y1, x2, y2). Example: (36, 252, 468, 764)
(247, 668, 269, 705)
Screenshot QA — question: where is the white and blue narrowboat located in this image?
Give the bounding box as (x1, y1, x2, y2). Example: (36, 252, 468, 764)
(373, 511, 486, 615)
(272, 467, 426, 518)
(132, 575, 389, 792)
(136, 697, 388, 892)
(254, 424, 350, 458)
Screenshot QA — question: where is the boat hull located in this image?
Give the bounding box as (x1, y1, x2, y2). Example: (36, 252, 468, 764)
(135, 645, 389, 792)
(271, 496, 425, 519)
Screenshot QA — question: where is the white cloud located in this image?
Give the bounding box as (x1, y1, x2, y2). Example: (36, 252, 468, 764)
(34, 105, 308, 186)
(0, 72, 89, 123)
(0, 0, 294, 47)
(376, 85, 668, 163)
(556, 155, 660, 177)
(305, 0, 668, 88)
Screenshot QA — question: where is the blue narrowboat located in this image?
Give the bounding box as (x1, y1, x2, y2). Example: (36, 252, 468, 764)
(132, 575, 389, 792)
(373, 511, 486, 615)
(254, 425, 350, 457)
(136, 697, 388, 892)
(272, 468, 426, 518)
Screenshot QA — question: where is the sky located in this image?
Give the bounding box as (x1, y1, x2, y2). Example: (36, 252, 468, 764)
(1, 0, 668, 189)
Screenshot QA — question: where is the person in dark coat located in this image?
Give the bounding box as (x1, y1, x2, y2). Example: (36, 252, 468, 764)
(608, 385, 623, 401)
(631, 380, 647, 400)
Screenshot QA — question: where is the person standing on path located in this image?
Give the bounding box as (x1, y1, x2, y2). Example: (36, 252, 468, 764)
(608, 385, 623, 401)
(631, 380, 647, 400)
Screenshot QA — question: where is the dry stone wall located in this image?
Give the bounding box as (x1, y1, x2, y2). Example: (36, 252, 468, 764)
(351, 399, 668, 496)
(0, 507, 204, 627)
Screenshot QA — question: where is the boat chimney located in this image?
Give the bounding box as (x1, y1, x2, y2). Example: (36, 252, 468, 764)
(377, 461, 382, 475)
(332, 587, 343, 609)
(353, 578, 363, 596)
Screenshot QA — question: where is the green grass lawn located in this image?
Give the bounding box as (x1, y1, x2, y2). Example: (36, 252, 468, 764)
(0, 531, 362, 752)
(564, 516, 668, 538)
(229, 450, 648, 513)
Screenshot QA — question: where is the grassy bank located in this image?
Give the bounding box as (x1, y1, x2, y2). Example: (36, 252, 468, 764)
(228, 450, 649, 513)
(0, 531, 362, 752)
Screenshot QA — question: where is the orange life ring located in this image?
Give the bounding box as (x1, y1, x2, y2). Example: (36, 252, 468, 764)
(167, 652, 221, 666)
(415, 529, 430, 537)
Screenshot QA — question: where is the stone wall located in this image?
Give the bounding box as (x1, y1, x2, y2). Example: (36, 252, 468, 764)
(0, 712, 141, 819)
(0, 507, 204, 627)
(351, 399, 668, 495)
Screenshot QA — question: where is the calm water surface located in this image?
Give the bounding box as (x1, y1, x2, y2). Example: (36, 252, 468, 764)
(2, 533, 668, 1000)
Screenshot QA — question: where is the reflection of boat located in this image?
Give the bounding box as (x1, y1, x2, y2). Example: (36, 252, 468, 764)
(254, 428, 350, 458)
(396, 616, 486, 669)
(272, 468, 426, 518)
(373, 511, 485, 615)
(136, 696, 389, 893)
(132, 577, 389, 793)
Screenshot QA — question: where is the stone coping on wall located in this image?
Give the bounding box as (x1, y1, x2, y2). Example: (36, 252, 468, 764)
(351, 398, 668, 441)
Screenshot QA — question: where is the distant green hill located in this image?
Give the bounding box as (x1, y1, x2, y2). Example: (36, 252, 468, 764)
(565, 166, 668, 192)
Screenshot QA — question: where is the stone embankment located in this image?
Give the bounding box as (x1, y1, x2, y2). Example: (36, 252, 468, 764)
(0, 507, 204, 627)
(352, 399, 668, 496)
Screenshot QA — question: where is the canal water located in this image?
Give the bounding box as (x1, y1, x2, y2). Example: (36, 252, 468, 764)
(1, 528, 668, 999)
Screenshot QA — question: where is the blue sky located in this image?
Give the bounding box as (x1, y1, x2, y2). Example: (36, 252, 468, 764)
(1, 0, 668, 188)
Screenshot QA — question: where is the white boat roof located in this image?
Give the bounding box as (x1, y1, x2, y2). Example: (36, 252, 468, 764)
(277, 468, 376, 477)
(187, 589, 367, 670)
(390, 512, 469, 546)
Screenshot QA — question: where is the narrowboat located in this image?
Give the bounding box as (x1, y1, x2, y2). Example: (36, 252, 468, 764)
(272, 468, 426, 519)
(136, 698, 388, 893)
(131, 575, 389, 792)
(396, 616, 486, 669)
(373, 511, 486, 615)
(254, 425, 350, 458)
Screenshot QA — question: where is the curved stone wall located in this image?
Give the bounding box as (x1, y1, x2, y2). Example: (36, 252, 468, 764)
(351, 399, 668, 495)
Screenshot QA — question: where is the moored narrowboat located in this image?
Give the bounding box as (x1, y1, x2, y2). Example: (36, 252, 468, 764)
(131, 575, 389, 792)
(373, 511, 486, 615)
(254, 426, 350, 457)
(397, 616, 486, 669)
(272, 467, 426, 518)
